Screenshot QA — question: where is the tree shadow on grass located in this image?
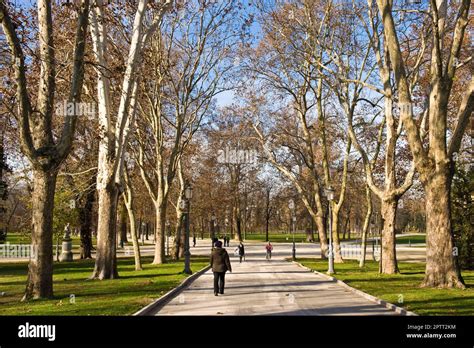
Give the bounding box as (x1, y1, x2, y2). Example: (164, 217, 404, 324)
(116, 272, 186, 280)
(343, 277, 422, 284)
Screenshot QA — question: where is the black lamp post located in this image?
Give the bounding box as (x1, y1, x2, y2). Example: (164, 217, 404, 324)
(325, 186, 335, 275)
(244, 206, 249, 240)
(182, 184, 193, 274)
(288, 199, 296, 260)
(211, 213, 216, 247)
(225, 217, 229, 244)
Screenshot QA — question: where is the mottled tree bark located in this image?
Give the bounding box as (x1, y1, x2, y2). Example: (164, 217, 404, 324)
(359, 185, 372, 268)
(331, 206, 343, 263)
(422, 170, 463, 288)
(152, 197, 167, 264)
(91, 184, 119, 279)
(315, 214, 328, 259)
(380, 199, 398, 274)
(23, 170, 57, 299)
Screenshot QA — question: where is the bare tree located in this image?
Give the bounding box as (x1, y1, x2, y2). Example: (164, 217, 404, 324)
(375, 0, 473, 287)
(318, 1, 416, 273)
(248, 1, 354, 259)
(122, 163, 142, 271)
(89, 0, 173, 279)
(134, 0, 238, 264)
(359, 184, 373, 268)
(1, 0, 90, 299)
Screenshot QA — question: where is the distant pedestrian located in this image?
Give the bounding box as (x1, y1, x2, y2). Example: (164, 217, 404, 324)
(210, 240, 232, 296)
(236, 242, 245, 263)
(265, 241, 273, 260)
(193, 235, 196, 247)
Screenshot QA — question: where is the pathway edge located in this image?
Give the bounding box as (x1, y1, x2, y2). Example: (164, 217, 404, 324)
(133, 264, 211, 316)
(291, 260, 418, 316)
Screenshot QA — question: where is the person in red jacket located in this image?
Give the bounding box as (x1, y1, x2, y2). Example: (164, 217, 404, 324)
(265, 241, 273, 260)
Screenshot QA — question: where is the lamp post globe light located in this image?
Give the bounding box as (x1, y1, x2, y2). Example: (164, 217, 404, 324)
(183, 183, 193, 275)
(288, 199, 296, 260)
(324, 186, 335, 275)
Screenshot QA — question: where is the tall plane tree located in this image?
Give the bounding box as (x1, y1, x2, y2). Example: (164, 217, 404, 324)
(89, 0, 173, 279)
(1, 0, 90, 299)
(319, 1, 416, 273)
(375, 0, 473, 287)
(134, 0, 239, 264)
(248, 1, 346, 259)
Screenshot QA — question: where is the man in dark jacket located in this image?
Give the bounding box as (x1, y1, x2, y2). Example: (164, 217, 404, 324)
(210, 240, 232, 296)
(237, 242, 245, 263)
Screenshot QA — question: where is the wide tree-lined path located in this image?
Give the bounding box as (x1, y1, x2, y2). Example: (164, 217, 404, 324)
(152, 241, 398, 316)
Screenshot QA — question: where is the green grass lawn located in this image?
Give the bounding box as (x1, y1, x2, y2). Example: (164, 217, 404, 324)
(297, 258, 474, 315)
(0, 256, 209, 315)
(4, 232, 97, 247)
(245, 232, 311, 243)
(396, 234, 426, 244)
(3, 232, 31, 245)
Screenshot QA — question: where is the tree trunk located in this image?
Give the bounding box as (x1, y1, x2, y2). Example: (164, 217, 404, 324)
(125, 203, 142, 271)
(23, 170, 57, 300)
(233, 205, 242, 241)
(153, 199, 166, 264)
(119, 201, 128, 246)
(359, 186, 372, 268)
(305, 227, 313, 242)
(343, 214, 350, 240)
(91, 185, 119, 279)
(265, 217, 269, 242)
(332, 206, 343, 263)
(380, 198, 399, 274)
(173, 209, 184, 260)
(315, 214, 328, 259)
(210, 217, 215, 240)
(422, 171, 464, 288)
(79, 181, 95, 259)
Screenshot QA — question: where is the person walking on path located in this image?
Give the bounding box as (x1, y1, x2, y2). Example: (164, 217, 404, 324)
(193, 235, 196, 247)
(235, 242, 245, 263)
(210, 240, 232, 296)
(265, 241, 273, 260)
